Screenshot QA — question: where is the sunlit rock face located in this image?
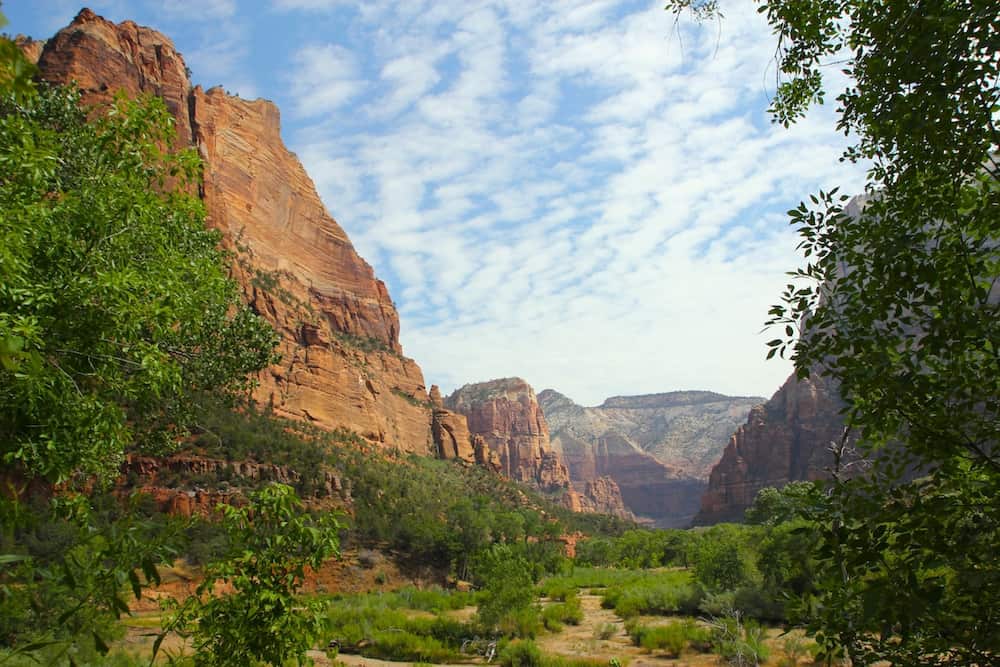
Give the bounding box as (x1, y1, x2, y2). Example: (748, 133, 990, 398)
(694, 374, 846, 525)
(446, 378, 633, 518)
(447, 378, 570, 491)
(33, 8, 437, 454)
(539, 389, 761, 527)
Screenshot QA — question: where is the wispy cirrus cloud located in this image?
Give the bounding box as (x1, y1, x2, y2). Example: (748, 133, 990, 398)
(269, 0, 866, 405)
(290, 44, 365, 117)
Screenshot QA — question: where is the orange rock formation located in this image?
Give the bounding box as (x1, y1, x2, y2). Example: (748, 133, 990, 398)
(33, 8, 437, 453)
(694, 373, 846, 524)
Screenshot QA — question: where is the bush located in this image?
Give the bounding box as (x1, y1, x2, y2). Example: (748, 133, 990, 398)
(639, 624, 688, 657)
(699, 590, 737, 616)
(541, 597, 583, 632)
(601, 570, 699, 618)
(498, 606, 543, 639)
(625, 619, 710, 657)
(538, 579, 575, 601)
(499, 639, 543, 667)
(365, 630, 460, 663)
(475, 545, 536, 630)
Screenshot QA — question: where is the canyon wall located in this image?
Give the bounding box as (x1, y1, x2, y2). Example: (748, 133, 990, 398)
(694, 373, 846, 524)
(446, 378, 633, 519)
(31, 9, 448, 457)
(446, 378, 570, 491)
(539, 389, 760, 527)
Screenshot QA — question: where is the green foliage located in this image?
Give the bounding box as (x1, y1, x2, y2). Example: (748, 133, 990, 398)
(0, 16, 36, 102)
(598, 569, 700, 618)
(0, 83, 277, 484)
(498, 639, 543, 667)
(0, 493, 178, 664)
(716, 0, 1000, 662)
(161, 484, 340, 666)
(365, 630, 460, 663)
(743, 483, 819, 526)
(625, 619, 709, 657)
(575, 529, 691, 568)
(391, 386, 430, 407)
(540, 595, 582, 632)
(691, 524, 755, 592)
(708, 613, 770, 667)
(474, 544, 536, 632)
(333, 331, 397, 355)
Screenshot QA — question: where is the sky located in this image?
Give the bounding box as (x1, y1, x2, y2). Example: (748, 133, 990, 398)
(6, 0, 867, 406)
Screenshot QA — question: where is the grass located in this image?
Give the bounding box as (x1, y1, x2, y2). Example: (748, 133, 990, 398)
(624, 618, 712, 658)
(324, 587, 476, 661)
(540, 596, 583, 632)
(498, 639, 628, 667)
(597, 569, 701, 618)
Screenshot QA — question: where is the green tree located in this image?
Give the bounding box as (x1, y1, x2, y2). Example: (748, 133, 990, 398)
(0, 493, 179, 663)
(161, 484, 341, 666)
(692, 524, 754, 592)
(669, 0, 1000, 663)
(743, 482, 819, 526)
(0, 82, 278, 484)
(473, 543, 535, 632)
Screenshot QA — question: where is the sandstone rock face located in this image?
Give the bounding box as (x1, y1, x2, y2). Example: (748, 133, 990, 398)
(539, 389, 760, 527)
(574, 476, 633, 519)
(446, 378, 631, 517)
(122, 455, 352, 517)
(34, 9, 436, 455)
(429, 385, 476, 462)
(14, 36, 45, 64)
(447, 378, 571, 492)
(694, 373, 846, 525)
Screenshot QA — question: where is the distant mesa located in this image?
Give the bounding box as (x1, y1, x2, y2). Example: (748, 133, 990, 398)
(538, 388, 763, 527)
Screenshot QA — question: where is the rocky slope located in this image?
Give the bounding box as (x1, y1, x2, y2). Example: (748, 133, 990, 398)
(538, 389, 761, 527)
(693, 373, 847, 524)
(446, 378, 633, 519)
(29, 9, 451, 458)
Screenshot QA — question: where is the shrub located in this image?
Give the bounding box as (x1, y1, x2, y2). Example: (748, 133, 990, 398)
(699, 590, 737, 616)
(601, 571, 699, 618)
(475, 545, 536, 630)
(539, 579, 575, 601)
(639, 624, 688, 657)
(498, 606, 543, 639)
(541, 597, 583, 631)
(365, 630, 459, 663)
(499, 639, 543, 667)
(625, 619, 709, 657)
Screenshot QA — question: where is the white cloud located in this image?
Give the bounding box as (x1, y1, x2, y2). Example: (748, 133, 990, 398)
(272, 0, 867, 405)
(290, 44, 365, 117)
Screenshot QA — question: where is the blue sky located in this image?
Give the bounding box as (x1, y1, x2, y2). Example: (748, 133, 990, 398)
(7, 0, 866, 406)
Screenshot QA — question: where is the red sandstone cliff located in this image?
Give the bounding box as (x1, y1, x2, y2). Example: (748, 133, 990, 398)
(445, 378, 632, 519)
(446, 378, 570, 491)
(32, 9, 440, 454)
(694, 373, 847, 524)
